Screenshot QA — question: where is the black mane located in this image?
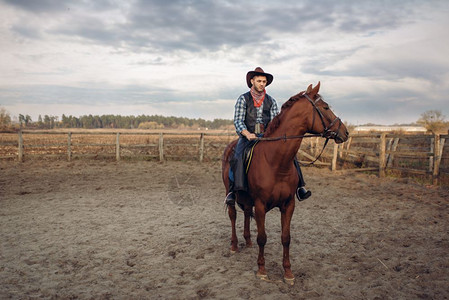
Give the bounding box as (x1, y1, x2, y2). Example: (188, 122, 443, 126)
(264, 91, 305, 136)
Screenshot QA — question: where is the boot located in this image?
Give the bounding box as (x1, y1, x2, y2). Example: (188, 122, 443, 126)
(225, 192, 236, 206)
(293, 158, 310, 201)
(296, 187, 311, 201)
(224, 181, 236, 206)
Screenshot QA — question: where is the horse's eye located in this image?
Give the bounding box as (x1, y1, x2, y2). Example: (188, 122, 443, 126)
(324, 106, 330, 110)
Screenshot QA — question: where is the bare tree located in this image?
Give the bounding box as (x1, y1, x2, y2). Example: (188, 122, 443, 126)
(417, 110, 447, 133)
(0, 107, 12, 128)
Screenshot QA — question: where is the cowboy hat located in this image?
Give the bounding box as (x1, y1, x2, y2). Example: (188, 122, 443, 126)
(246, 67, 273, 88)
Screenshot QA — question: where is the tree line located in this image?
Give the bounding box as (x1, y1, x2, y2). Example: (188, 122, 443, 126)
(58, 114, 233, 129)
(0, 109, 233, 130)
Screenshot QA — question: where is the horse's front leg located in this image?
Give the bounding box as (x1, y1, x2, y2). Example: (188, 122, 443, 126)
(243, 206, 253, 247)
(254, 202, 267, 279)
(228, 204, 238, 253)
(281, 197, 295, 284)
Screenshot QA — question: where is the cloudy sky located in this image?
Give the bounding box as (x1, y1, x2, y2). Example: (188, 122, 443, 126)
(1, 0, 448, 125)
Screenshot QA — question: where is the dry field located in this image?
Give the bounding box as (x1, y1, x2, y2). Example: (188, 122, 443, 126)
(1, 159, 448, 299)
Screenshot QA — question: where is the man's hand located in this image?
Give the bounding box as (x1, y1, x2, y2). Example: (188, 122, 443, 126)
(241, 130, 257, 140)
(246, 133, 257, 140)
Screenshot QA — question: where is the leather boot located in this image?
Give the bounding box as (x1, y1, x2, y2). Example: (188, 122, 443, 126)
(225, 192, 236, 206)
(224, 181, 236, 206)
(296, 187, 311, 201)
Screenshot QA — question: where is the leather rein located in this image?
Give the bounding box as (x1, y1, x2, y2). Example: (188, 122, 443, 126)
(256, 93, 342, 166)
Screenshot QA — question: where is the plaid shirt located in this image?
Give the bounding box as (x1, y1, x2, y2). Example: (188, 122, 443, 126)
(234, 92, 280, 134)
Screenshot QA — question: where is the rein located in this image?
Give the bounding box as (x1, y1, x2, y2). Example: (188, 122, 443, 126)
(256, 133, 322, 142)
(256, 134, 330, 166)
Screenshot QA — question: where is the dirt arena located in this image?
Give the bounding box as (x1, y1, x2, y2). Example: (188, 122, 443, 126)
(1, 160, 448, 299)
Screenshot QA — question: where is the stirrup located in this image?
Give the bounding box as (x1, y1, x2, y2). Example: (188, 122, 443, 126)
(224, 192, 236, 206)
(296, 187, 311, 201)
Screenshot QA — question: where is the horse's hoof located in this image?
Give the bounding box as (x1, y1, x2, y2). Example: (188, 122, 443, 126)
(284, 276, 295, 285)
(256, 273, 269, 281)
(230, 249, 237, 254)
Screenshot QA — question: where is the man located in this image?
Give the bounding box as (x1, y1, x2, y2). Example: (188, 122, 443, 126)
(225, 67, 311, 205)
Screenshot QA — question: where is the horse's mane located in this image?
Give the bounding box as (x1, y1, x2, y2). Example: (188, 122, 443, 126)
(264, 91, 306, 136)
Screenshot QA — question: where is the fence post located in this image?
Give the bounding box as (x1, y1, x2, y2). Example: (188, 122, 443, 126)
(386, 137, 393, 165)
(311, 137, 316, 156)
(67, 132, 72, 161)
(159, 133, 164, 162)
(342, 136, 352, 161)
(429, 136, 434, 173)
(387, 138, 399, 168)
(199, 133, 204, 162)
(18, 130, 23, 162)
(116, 133, 120, 161)
(331, 141, 338, 171)
(379, 133, 387, 177)
(432, 134, 442, 185)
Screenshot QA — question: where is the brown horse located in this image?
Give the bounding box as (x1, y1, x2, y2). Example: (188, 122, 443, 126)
(221, 82, 349, 284)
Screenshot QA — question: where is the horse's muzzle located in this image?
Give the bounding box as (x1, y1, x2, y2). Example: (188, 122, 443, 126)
(334, 129, 349, 144)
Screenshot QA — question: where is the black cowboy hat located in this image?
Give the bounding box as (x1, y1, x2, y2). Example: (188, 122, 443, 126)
(246, 67, 273, 88)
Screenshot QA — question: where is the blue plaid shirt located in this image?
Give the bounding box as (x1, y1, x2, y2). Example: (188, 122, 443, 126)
(234, 92, 280, 135)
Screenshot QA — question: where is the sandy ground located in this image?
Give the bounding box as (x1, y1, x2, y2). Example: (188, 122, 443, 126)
(0, 160, 448, 299)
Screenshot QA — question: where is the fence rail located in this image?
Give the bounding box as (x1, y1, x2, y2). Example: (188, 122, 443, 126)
(1, 130, 448, 185)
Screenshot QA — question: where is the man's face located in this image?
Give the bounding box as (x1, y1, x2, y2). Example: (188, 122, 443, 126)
(251, 75, 267, 92)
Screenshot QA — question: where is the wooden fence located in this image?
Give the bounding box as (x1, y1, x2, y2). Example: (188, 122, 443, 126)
(299, 133, 448, 185)
(0, 130, 236, 162)
(1, 131, 448, 185)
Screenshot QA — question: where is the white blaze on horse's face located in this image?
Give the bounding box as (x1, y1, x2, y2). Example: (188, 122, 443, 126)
(251, 76, 267, 92)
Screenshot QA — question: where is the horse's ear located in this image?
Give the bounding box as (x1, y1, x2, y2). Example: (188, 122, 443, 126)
(310, 81, 321, 98)
(306, 84, 313, 94)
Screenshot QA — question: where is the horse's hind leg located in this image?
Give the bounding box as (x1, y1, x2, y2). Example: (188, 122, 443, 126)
(228, 205, 238, 253)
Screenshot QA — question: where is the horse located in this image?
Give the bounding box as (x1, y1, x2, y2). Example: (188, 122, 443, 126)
(221, 82, 349, 284)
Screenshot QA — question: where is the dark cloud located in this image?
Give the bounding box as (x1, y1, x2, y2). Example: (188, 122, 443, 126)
(3, 0, 426, 53)
(2, 0, 69, 13)
(2, 0, 117, 13)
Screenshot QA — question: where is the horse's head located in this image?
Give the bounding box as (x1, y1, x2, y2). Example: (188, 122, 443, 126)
(302, 82, 349, 144)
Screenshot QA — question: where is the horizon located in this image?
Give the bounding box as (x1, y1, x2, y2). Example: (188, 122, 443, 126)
(6, 109, 428, 128)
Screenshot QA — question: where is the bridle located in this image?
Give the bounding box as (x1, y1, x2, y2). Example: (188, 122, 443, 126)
(256, 92, 343, 165)
(303, 93, 343, 140)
